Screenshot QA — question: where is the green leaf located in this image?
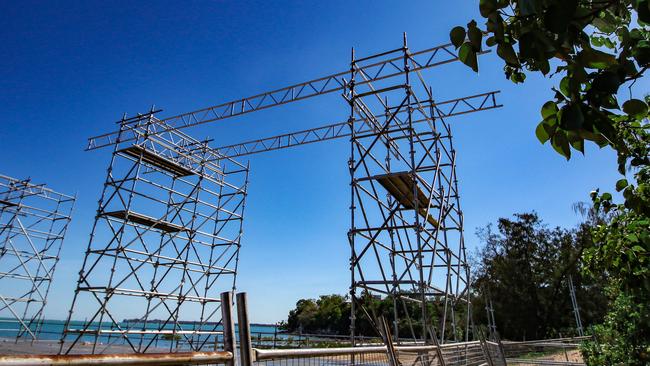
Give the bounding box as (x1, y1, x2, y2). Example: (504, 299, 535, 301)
(570, 138, 584, 154)
(510, 71, 526, 83)
(601, 192, 612, 201)
(637, 0, 650, 23)
(538, 58, 550, 75)
(603, 37, 615, 49)
(497, 43, 519, 66)
(622, 99, 648, 118)
(479, 0, 497, 17)
(450, 27, 466, 49)
(519, 0, 537, 16)
(559, 77, 571, 97)
(567, 132, 584, 154)
(458, 43, 478, 72)
(616, 179, 629, 192)
(541, 101, 558, 119)
(518, 31, 537, 60)
(468, 25, 483, 52)
(551, 130, 571, 159)
(632, 41, 650, 66)
(591, 36, 604, 47)
(543, 1, 576, 34)
(578, 48, 617, 69)
(592, 15, 617, 33)
(560, 103, 584, 130)
(591, 71, 621, 94)
(535, 121, 551, 143)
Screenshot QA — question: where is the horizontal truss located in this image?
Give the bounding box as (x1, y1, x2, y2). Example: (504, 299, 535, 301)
(214, 91, 501, 158)
(87, 43, 490, 151)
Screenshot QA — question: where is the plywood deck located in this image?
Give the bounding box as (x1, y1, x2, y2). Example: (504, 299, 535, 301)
(118, 145, 194, 177)
(102, 210, 186, 233)
(376, 172, 439, 228)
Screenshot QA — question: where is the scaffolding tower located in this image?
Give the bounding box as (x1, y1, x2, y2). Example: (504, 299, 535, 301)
(60, 112, 249, 354)
(83, 37, 501, 347)
(346, 36, 471, 345)
(0, 174, 75, 340)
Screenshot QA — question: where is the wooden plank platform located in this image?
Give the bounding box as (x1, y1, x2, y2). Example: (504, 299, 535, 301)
(118, 145, 195, 177)
(376, 172, 439, 228)
(102, 210, 186, 233)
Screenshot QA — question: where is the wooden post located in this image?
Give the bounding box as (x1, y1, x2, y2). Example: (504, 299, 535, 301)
(221, 291, 236, 366)
(236, 292, 254, 366)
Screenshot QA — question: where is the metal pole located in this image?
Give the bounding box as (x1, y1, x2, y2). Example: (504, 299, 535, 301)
(568, 275, 584, 337)
(236, 292, 254, 366)
(221, 291, 236, 366)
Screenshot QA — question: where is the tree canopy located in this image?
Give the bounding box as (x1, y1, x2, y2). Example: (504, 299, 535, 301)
(471, 212, 607, 340)
(450, 1, 649, 363)
(281, 212, 607, 343)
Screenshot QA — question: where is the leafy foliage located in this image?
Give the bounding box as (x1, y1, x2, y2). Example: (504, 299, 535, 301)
(450, 0, 649, 161)
(284, 295, 350, 335)
(472, 212, 608, 340)
(580, 287, 650, 364)
(281, 293, 470, 340)
(450, 1, 649, 363)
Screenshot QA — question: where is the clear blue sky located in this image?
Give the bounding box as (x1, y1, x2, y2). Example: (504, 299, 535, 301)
(1, 1, 622, 324)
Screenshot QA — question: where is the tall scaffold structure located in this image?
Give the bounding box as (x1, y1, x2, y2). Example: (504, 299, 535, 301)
(82, 36, 502, 348)
(346, 35, 471, 345)
(60, 113, 249, 354)
(0, 174, 75, 340)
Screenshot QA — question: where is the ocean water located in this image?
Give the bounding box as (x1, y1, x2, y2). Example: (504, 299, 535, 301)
(0, 317, 281, 348)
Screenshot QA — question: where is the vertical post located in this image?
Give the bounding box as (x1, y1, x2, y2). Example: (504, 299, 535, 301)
(568, 275, 584, 337)
(273, 323, 278, 349)
(236, 292, 254, 366)
(221, 291, 236, 366)
(348, 46, 357, 354)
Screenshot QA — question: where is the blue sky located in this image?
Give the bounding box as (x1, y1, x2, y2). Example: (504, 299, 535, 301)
(0, 1, 625, 324)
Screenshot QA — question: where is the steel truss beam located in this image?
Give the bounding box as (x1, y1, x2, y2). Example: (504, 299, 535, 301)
(61, 116, 249, 354)
(87, 42, 490, 151)
(0, 174, 75, 341)
(214, 91, 501, 158)
(347, 36, 471, 346)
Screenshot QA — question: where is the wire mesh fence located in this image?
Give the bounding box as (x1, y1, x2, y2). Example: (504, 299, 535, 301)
(255, 352, 389, 366)
(252, 341, 494, 366)
(502, 337, 588, 365)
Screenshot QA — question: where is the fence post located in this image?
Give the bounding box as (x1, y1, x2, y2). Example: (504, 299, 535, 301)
(237, 292, 254, 366)
(221, 291, 236, 366)
(273, 323, 278, 349)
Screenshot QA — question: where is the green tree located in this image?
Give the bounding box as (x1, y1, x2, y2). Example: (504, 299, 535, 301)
(472, 212, 608, 340)
(450, 1, 649, 363)
(281, 292, 470, 340)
